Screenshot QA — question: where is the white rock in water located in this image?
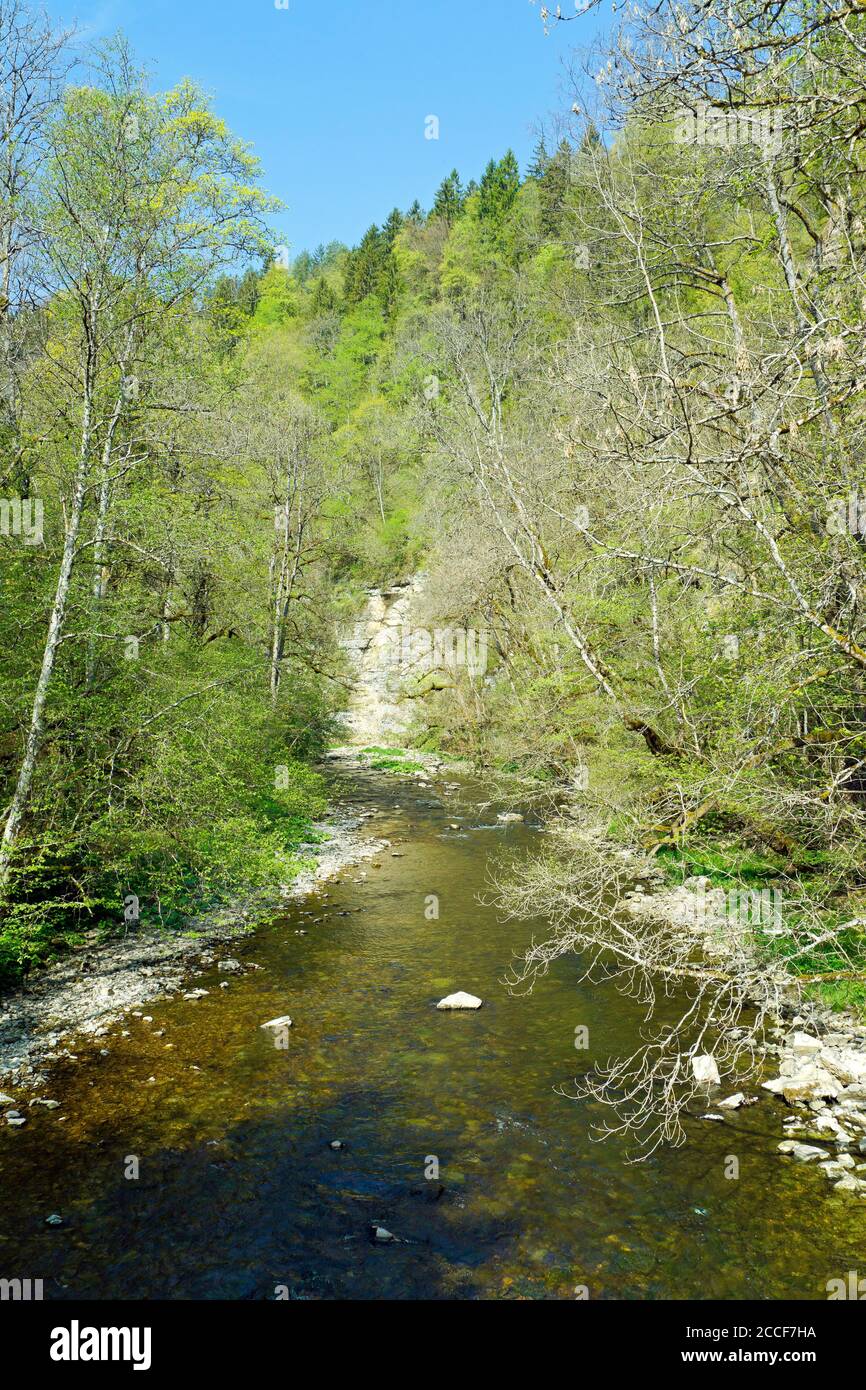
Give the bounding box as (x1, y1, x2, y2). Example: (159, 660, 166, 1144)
(778, 1140, 829, 1161)
(260, 1015, 293, 1031)
(790, 1031, 822, 1055)
(691, 1054, 721, 1086)
(497, 812, 524, 823)
(373, 1225, 397, 1242)
(436, 992, 483, 1011)
(717, 1091, 746, 1109)
(0, 1093, 15, 1106)
(779, 1066, 841, 1103)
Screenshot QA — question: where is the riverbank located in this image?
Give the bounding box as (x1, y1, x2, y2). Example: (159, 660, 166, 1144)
(0, 800, 389, 1095)
(622, 872, 866, 1194)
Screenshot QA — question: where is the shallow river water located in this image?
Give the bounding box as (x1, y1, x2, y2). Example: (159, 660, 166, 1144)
(1, 766, 864, 1300)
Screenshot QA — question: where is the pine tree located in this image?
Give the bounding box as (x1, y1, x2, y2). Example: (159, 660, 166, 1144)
(310, 275, 338, 314)
(344, 224, 382, 305)
(527, 136, 549, 180)
(478, 151, 520, 224)
(538, 138, 573, 238)
(431, 169, 464, 226)
(382, 207, 404, 247)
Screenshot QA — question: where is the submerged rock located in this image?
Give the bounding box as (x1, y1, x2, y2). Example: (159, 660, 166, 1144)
(372, 1225, 397, 1243)
(436, 992, 482, 1010)
(260, 1015, 293, 1032)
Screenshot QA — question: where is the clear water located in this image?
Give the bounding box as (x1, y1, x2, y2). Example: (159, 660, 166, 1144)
(0, 767, 863, 1300)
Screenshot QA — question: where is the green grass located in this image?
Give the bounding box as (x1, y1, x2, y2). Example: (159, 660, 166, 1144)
(357, 746, 426, 774)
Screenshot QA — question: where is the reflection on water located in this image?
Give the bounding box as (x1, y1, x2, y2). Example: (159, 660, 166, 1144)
(0, 768, 863, 1300)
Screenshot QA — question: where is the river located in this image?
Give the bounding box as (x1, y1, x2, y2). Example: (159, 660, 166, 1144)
(1, 760, 865, 1299)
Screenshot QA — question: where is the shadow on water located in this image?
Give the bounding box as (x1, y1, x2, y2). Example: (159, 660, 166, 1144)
(1, 765, 865, 1299)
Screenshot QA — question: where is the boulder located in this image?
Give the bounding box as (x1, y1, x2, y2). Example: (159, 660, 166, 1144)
(821, 1049, 866, 1087)
(763, 1066, 841, 1103)
(436, 992, 483, 1010)
(691, 1054, 721, 1086)
(717, 1091, 746, 1110)
(777, 1141, 829, 1161)
(217, 959, 243, 975)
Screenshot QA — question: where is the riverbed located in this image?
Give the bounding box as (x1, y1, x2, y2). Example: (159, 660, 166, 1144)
(1, 763, 864, 1299)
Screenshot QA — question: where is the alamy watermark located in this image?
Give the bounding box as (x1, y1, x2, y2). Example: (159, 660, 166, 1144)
(0, 497, 43, 545)
(692, 883, 783, 936)
(826, 489, 866, 537)
(674, 102, 783, 156)
(356, 624, 490, 678)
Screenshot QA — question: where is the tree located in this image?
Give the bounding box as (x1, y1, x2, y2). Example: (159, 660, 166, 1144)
(0, 39, 275, 880)
(0, 0, 72, 487)
(431, 169, 464, 226)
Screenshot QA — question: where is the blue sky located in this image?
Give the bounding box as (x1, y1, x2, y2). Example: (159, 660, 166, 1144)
(43, 0, 604, 259)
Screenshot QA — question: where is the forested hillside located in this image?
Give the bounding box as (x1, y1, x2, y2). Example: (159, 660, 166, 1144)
(3, 0, 866, 1115)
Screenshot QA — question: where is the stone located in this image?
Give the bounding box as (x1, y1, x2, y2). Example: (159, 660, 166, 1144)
(329, 1140, 344, 1150)
(260, 1015, 293, 1031)
(691, 1054, 721, 1086)
(372, 1225, 397, 1242)
(821, 1049, 866, 1087)
(496, 812, 524, 823)
(217, 959, 243, 974)
(0, 1093, 15, 1106)
(183, 989, 208, 1000)
(45, 1214, 63, 1226)
(436, 992, 482, 1010)
(777, 1141, 829, 1161)
(818, 1161, 851, 1178)
(790, 1031, 822, 1055)
(717, 1091, 745, 1109)
(833, 1176, 866, 1194)
(763, 1067, 840, 1103)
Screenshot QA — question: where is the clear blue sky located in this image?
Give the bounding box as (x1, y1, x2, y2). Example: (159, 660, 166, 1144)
(44, 0, 605, 259)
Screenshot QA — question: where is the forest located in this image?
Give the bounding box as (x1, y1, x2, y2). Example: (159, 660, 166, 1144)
(2, 0, 866, 1157)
